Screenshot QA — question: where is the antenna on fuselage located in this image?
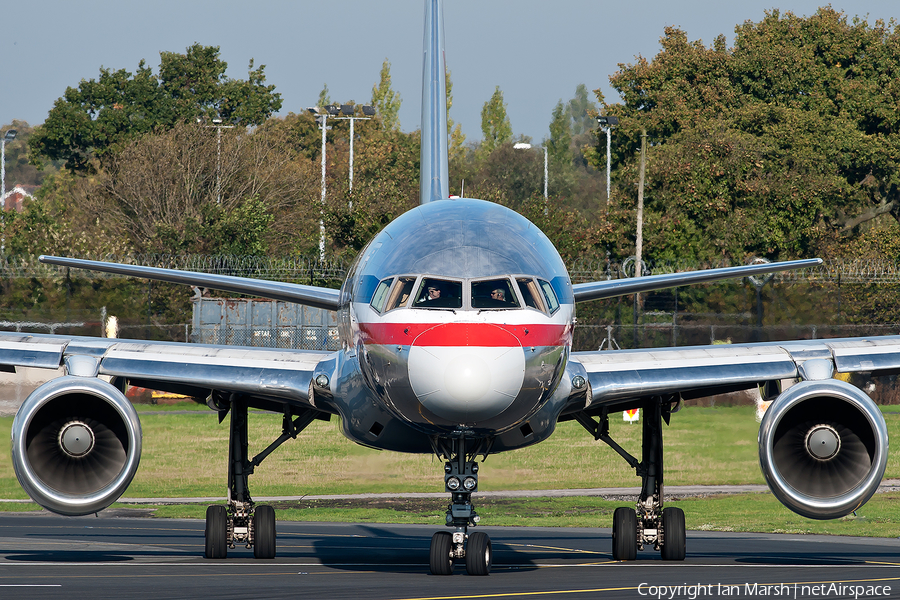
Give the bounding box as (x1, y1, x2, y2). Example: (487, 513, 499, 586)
(419, 0, 450, 205)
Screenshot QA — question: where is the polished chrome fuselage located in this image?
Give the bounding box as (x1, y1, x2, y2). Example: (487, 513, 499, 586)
(320, 198, 575, 452)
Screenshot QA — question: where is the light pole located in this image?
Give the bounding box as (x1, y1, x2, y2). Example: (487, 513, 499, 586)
(308, 106, 340, 262)
(202, 118, 234, 204)
(512, 142, 548, 214)
(597, 115, 618, 204)
(1, 129, 17, 254)
(333, 104, 375, 209)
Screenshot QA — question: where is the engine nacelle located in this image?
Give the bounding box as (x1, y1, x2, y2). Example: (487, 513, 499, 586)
(759, 378, 887, 520)
(11, 376, 142, 516)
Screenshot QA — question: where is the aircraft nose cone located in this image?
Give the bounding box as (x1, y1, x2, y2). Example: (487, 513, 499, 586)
(408, 323, 525, 423)
(444, 353, 491, 403)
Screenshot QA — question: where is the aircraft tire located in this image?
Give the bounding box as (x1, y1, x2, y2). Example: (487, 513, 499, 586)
(429, 531, 454, 575)
(205, 505, 228, 559)
(465, 532, 492, 576)
(612, 507, 637, 561)
(253, 505, 277, 559)
(660, 507, 686, 561)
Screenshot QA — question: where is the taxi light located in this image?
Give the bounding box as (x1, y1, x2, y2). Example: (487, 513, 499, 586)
(463, 477, 476, 491)
(447, 477, 461, 490)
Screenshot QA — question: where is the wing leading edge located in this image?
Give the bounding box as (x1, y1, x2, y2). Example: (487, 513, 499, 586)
(0, 332, 332, 409)
(39, 256, 341, 311)
(572, 259, 822, 303)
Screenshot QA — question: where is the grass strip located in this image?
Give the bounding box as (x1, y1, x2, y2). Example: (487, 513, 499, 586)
(4, 493, 900, 538)
(6, 404, 900, 499)
(3, 405, 900, 538)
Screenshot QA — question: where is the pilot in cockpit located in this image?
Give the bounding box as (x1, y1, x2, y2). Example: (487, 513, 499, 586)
(421, 285, 441, 302)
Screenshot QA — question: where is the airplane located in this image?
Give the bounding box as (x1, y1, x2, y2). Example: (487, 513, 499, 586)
(4, 0, 893, 577)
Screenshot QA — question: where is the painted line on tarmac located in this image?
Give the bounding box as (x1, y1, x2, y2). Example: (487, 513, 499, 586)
(507, 542, 607, 555)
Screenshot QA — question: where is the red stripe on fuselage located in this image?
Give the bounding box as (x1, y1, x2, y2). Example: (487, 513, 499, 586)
(358, 322, 571, 347)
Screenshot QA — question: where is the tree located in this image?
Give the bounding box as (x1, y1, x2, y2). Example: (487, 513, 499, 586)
(566, 83, 597, 136)
(371, 59, 401, 131)
(600, 8, 900, 262)
(547, 100, 572, 169)
(480, 86, 512, 154)
(75, 120, 317, 255)
(317, 84, 332, 109)
(446, 69, 466, 163)
(29, 44, 282, 171)
(0, 121, 59, 187)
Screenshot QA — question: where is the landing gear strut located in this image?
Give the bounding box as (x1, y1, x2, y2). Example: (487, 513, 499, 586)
(575, 398, 686, 562)
(204, 394, 321, 559)
(429, 435, 492, 576)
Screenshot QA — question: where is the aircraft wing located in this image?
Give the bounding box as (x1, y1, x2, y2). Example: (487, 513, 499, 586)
(567, 335, 900, 410)
(39, 256, 342, 311)
(0, 332, 333, 408)
(572, 259, 822, 303)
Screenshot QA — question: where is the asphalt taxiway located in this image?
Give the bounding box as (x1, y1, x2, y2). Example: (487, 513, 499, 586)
(1, 512, 899, 600)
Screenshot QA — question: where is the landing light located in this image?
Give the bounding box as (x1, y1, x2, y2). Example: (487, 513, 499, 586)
(315, 374, 330, 388)
(463, 477, 477, 491)
(447, 477, 461, 490)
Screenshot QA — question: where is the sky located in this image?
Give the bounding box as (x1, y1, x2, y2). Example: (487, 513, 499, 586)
(3, 0, 899, 144)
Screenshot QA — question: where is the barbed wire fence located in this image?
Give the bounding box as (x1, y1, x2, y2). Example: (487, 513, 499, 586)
(6, 253, 900, 284)
(566, 256, 900, 284)
(0, 254, 349, 284)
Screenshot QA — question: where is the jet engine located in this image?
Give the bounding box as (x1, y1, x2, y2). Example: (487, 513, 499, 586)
(758, 378, 887, 520)
(11, 376, 142, 516)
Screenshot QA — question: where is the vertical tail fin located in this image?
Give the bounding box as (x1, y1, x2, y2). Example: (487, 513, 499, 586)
(420, 0, 450, 204)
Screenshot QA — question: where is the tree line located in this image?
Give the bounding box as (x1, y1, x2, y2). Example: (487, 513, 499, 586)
(4, 7, 900, 294)
(598, 6, 900, 267)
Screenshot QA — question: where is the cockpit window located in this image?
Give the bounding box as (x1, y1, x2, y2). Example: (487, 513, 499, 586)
(384, 276, 416, 311)
(517, 277, 546, 312)
(539, 279, 560, 314)
(370, 278, 393, 313)
(472, 278, 519, 309)
(414, 278, 463, 309)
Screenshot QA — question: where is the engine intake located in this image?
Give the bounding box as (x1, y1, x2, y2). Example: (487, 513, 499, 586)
(759, 378, 887, 520)
(11, 376, 142, 516)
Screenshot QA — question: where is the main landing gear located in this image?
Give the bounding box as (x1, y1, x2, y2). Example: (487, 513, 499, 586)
(204, 394, 321, 560)
(429, 435, 493, 576)
(574, 398, 686, 562)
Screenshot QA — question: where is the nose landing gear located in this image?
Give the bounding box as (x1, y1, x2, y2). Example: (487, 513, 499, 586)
(429, 435, 493, 576)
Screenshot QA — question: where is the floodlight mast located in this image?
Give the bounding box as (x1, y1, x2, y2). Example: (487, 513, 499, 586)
(308, 106, 334, 262)
(333, 104, 376, 207)
(202, 118, 234, 205)
(597, 115, 618, 204)
(1, 129, 18, 254)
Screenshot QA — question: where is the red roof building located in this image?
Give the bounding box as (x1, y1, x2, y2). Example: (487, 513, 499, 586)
(2, 185, 37, 212)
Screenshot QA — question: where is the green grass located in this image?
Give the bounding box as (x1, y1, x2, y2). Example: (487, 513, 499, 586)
(4, 493, 899, 537)
(3, 405, 900, 537)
